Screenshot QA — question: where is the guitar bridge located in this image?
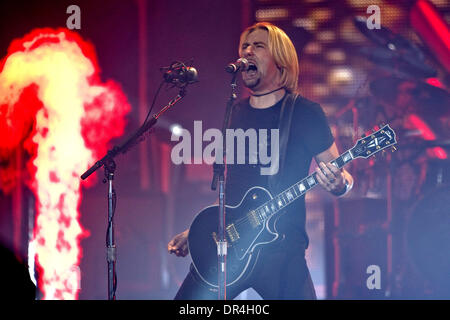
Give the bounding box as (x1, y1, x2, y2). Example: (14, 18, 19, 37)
(249, 210, 261, 227)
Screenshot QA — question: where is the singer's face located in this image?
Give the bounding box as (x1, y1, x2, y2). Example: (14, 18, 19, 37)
(240, 29, 282, 93)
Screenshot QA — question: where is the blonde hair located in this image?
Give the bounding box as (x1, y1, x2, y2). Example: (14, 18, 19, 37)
(239, 22, 299, 93)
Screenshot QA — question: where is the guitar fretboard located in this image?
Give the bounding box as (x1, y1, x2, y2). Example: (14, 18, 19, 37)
(250, 150, 354, 223)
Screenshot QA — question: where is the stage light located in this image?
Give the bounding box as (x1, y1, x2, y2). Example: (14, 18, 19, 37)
(346, 0, 385, 9)
(255, 8, 289, 21)
(304, 42, 322, 54)
(426, 77, 444, 88)
(309, 8, 333, 23)
(325, 49, 347, 63)
(429, 0, 449, 8)
(170, 124, 183, 137)
(379, 5, 405, 28)
(317, 30, 336, 42)
(339, 19, 367, 43)
(292, 18, 317, 31)
(327, 67, 353, 85)
(312, 83, 330, 97)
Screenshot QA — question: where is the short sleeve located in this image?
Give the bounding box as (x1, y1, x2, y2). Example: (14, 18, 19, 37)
(298, 100, 334, 156)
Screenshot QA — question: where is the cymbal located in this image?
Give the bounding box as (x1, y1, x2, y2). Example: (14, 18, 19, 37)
(370, 77, 450, 117)
(358, 46, 437, 79)
(354, 17, 437, 79)
(354, 16, 416, 52)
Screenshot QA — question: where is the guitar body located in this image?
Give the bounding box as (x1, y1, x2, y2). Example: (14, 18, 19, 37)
(187, 124, 397, 289)
(188, 186, 282, 288)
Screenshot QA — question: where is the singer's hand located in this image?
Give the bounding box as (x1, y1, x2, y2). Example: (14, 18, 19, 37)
(168, 229, 189, 257)
(315, 161, 346, 195)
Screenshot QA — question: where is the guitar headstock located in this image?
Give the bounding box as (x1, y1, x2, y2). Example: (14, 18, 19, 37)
(351, 124, 397, 159)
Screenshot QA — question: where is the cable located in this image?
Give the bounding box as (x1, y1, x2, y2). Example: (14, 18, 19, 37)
(143, 79, 165, 126)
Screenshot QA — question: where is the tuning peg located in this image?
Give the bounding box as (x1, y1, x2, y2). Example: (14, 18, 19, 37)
(391, 146, 397, 152)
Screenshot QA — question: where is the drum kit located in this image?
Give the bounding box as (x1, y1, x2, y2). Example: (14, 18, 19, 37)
(332, 17, 450, 298)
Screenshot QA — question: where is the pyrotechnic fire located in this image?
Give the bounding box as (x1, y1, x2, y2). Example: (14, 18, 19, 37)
(0, 28, 130, 299)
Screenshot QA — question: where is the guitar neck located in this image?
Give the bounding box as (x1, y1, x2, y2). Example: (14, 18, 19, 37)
(253, 149, 354, 221)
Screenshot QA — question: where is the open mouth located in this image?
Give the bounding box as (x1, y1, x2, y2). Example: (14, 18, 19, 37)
(245, 63, 258, 77)
(248, 63, 257, 71)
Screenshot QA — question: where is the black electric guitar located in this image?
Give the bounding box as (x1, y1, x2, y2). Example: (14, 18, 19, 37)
(188, 125, 397, 288)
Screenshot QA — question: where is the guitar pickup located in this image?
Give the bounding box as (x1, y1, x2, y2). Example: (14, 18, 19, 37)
(226, 224, 240, 242)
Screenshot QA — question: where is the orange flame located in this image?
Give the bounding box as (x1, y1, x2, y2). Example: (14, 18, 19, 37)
(0, 28, 130, 299)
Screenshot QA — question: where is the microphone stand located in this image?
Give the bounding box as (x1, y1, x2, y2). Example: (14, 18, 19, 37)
(81, 87, 187, 300)
(211, 72, 238, 300)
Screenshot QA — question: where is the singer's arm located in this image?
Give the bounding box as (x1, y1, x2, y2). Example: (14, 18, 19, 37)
(167, 197, 219, 257)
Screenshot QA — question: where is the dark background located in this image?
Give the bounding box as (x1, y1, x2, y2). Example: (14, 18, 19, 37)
(0, 0, 449, 300)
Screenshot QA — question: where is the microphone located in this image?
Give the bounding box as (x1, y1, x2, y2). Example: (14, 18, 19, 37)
(225, 58, 249, 73)
(162, 62, 198, 85)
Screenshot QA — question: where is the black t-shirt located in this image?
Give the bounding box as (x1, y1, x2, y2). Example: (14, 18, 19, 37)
(225, 93, 334, 248)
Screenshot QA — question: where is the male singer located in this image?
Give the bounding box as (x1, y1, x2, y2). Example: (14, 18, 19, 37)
(168, 22, 353, 299)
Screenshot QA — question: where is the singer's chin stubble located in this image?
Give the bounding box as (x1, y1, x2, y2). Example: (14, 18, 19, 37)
(243, 76, 260, 89)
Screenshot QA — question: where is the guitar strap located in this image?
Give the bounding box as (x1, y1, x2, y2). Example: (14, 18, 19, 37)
(267, 93, 298, 194)
(226, 92, 298, 194)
